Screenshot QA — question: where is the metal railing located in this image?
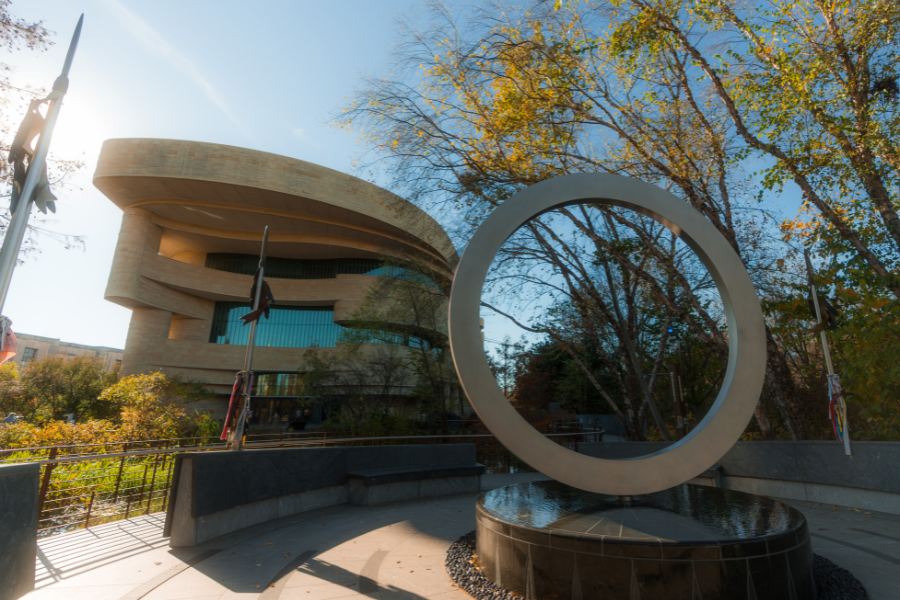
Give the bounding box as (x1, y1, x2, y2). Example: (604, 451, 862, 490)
(3, 427, 602, 538)
(27, 440, 223, 537)
(0, 436, 222, 463)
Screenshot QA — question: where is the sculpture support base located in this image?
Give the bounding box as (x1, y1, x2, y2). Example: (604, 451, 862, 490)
(476, 481, 816, 600)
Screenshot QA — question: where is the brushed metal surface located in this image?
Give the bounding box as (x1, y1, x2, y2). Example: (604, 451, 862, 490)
(448, 174, 767, 495)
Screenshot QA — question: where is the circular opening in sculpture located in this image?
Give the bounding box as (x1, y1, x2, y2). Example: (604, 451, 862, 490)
(449, 174, 767, 496)
(479, 201, 729, 446)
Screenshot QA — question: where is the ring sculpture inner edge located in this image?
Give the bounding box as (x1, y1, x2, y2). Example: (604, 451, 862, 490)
(448, 174, 767, 496)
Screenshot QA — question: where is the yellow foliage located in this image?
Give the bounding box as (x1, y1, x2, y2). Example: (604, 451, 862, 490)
(0, 372, 209, 450)
(0, 419, 119, 450)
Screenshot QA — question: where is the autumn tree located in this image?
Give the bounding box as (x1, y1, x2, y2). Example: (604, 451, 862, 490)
(603, 0, 900, 296)
(0, 356, 119, 422)
(763, 247, 900, 440)
(512, 338, 616, 417)
(341, 256, 462, 430)
(297, 256, 464, 431)
(600, 0, 900, 439)
(299, 343, 417, 430)
(341, 0, 812, 438)
(509, 341, 563, 415)
(0, 360, 23, 416)
(486, 335, 528, 399)
(98, 372, 212, 440)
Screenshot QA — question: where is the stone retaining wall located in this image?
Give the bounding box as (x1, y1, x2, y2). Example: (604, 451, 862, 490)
(0, 463, 39, 600)
(579, 441, 900, 515)
(163, 444, 478, 547)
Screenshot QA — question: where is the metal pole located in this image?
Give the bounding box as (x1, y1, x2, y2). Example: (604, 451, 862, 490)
(144, 448, 161, 514)
(0, 16, 82, 314)
(809, 276, 851, 456)
(84, 489, 95, 529)
(229, 226, 269, 450)
(135, 463, 149, 513)
(242, 226, 269, 373)
(37, 446, 58, 518)
(112, 443, 127, 502)
(809, 282, 836, 375)
(161, 460, 174, 513)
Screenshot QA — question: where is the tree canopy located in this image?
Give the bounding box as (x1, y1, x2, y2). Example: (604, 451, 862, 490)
(341, 0, 900, 441)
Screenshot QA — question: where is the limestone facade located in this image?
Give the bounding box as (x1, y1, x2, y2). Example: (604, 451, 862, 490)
(10, 333, 123, 371)
(94, 139, 457, 418)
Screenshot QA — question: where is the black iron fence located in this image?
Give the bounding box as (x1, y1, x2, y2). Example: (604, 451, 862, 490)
(12, 441, 224, 537)
(1, 427, 601, 537)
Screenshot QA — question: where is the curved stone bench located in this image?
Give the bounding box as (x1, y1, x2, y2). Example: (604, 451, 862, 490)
(163, 444, 482, 547)
(347, 463, 485, 506)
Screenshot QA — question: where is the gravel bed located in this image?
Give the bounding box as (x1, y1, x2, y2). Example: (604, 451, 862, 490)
(814, 554, 870, 600)
(445, 531, 869, 600)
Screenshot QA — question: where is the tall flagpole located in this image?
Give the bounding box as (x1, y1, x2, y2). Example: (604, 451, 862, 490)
(227, 226, 269, 450)
(805, 251, 851, 457)
(0, 15, 83, 315)
(242, 226, 269, 375)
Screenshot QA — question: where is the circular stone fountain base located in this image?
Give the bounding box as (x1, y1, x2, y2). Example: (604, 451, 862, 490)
(447, 534, 869, 600)
(474, 481, 818, 600)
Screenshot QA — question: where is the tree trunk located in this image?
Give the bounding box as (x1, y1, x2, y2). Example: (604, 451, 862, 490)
(754, 401, 774, 440)
(765, 329, 809, 440)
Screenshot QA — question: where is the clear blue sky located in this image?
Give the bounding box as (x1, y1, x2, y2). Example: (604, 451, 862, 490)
(5, 0, 804, 353)
(5, 0, 428, 348)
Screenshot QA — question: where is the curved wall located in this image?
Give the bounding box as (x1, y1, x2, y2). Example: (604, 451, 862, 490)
(95, 139, 457, 408)
(163, 444, 479, 547)
(580, 441, 900, 516)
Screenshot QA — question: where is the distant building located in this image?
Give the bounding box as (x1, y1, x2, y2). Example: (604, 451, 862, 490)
(10, 333, 123, 372)
(94, 139, 457, 424)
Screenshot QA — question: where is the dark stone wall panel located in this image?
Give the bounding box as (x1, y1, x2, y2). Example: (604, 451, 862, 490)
(190, 447, 348, 517)
(577, 442, 670, 460)
(188, 444, 477, 518)
(578, 441, 900, 494)
(0, 463, 39, 600)
(345, 444, 475, 471)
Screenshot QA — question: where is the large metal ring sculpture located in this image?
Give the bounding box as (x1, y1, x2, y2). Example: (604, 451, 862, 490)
(448, 174, 767, 496)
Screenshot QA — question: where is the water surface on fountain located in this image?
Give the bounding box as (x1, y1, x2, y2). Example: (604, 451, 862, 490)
(480, 480, 802, 543)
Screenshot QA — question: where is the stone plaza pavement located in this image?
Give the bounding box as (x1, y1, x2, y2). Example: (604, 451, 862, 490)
(26, 473, 900, 600)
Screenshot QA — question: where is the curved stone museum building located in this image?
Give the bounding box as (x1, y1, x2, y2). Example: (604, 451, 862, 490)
(95, 138, 457, 422)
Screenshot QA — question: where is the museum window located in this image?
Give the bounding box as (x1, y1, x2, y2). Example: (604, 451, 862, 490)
(253, 372, 304, 397)
(21, 347, 37, 365)
(209, 302, 433, 349)
(204, 254, 428, 282)
(210, 303, 343, 347)
(342, 327, 433, 350)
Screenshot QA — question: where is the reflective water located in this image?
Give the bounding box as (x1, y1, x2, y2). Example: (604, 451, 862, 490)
(479, 480, 804, 541)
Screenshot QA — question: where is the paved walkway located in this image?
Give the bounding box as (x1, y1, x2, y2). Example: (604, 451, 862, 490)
(27, 474, 900, 600)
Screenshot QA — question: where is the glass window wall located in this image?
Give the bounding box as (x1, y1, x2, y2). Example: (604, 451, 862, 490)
(204, 254, 421, 281)
(209, 303, 342, 347)
(209, 302, 435, 349)
(254, 372, 304, 397)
